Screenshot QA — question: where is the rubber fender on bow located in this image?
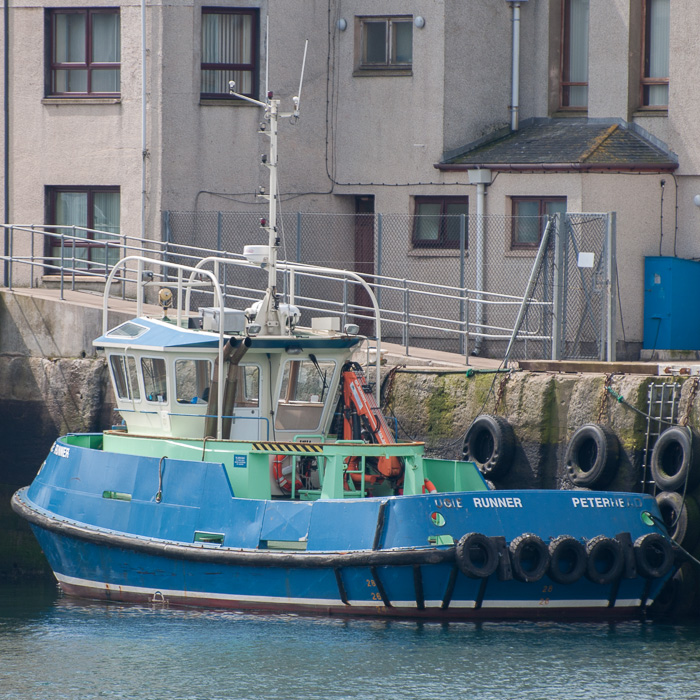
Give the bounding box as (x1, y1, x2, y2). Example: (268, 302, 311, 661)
(509, 533, 550, 583)
(565, 424, 619, 489)
(585, 535, 624, 585)
(633, 532, 675, 579)
(462, 414, 515, 480)
(655, 491, 700, 551)
(547, 535, 587, 585)
(650, 426, 700, 493)
(455, 532, 500, 579)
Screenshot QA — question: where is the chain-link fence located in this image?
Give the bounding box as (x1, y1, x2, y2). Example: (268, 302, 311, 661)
(555, 213, 613, 360)
(162, 210, 613, 362)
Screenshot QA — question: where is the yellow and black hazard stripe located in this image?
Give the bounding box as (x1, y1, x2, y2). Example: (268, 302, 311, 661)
(252, 442, 324, 454)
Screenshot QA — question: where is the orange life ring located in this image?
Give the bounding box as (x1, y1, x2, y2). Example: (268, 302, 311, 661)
(423, 479, 437, 494)
(273, 455, 302, 493)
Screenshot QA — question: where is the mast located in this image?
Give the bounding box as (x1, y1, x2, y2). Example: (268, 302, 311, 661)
(229, 40, 306, 337)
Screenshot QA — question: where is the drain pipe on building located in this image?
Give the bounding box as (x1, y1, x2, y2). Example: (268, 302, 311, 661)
(468, 169, 492, 355)
(3, 0, 10, 286)
(506, 0, 526, 131)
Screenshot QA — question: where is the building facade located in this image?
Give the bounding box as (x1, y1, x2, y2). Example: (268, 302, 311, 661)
(1, 0, 698, 358)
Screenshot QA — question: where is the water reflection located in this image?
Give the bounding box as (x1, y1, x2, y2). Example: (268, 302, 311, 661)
(1, 581, 700, 700)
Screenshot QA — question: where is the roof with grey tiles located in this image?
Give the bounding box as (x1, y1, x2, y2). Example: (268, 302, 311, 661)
(439, 119, 677, 171)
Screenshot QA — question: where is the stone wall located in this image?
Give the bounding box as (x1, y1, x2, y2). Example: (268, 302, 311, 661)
(387, 368, 698, 493)
(0, 291, 120, 578)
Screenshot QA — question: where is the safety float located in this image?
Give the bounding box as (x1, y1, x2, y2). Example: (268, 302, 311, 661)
(12, 71, 679, 621)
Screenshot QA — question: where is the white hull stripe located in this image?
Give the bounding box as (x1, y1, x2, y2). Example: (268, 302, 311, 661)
(55, 573, 640, 610)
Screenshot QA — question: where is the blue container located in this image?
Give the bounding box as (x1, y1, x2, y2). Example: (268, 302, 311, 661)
(644, 256, 700, 350)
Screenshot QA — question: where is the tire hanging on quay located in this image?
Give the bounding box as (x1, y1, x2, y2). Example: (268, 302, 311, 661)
(655, 491, 700, 551)
(565, 424, 620, 489)
(650, 426, 700, 493)
(462, 414, 515, 480)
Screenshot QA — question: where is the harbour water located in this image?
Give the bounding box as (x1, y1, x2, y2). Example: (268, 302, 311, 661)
(2, 581, 700, 700)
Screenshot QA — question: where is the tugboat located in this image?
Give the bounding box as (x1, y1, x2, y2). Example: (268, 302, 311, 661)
(12, 78, 677, 620)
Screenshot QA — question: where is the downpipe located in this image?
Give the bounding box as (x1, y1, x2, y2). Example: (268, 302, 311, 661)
(468, 170, 492, 355)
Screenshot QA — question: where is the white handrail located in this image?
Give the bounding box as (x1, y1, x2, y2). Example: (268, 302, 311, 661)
(102, 255, 228, 439)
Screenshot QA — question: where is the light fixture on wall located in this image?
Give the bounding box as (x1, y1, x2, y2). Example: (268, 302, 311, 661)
(337, 18, 347, 31)
(414, 16, 425, 28)
(694, 195, 700, 207)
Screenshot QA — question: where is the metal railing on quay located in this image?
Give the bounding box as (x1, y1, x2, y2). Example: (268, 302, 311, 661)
(1, 222, 555, 363)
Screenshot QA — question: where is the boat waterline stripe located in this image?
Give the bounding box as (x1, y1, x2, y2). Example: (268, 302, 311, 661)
(56, 573, 339, 607)
(54, 573, 641, 610)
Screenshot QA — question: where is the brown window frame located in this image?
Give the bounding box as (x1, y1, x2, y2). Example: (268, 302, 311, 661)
(355, 16, 413, 75)
(412, 197, 469, 250)
(640, 0, 670, 109)
(46, 8, 121, 97)
(200, 7, 259, 100)
(511, 197, 566, 250)
(45, 186, 121, 273)
(559, 0, 588, 110)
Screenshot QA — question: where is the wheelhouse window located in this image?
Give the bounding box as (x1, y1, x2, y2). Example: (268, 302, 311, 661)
(560, 0, 589, 109)
(201, 8, 258, 98)
(275, 359, 336, 431)
(175, 359, 212, 404)
(412, 197, 468, 249)
(142, 358, 168, 403)
(237, 365, 260, 406)
(46, 187, 120, 272)
(356, 16, 412, 72)
(109, 355, 141, 402)
(641, 0, 670, 108)
(511, 198, 566, 249)
(48, 9, 120, 96)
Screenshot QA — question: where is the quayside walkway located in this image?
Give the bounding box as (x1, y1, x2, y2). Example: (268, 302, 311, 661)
(4, 285, 677, 376)
(2, 285, 509, 370)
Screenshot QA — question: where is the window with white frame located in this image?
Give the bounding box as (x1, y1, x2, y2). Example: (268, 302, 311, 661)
(641, 0, 670, 108)
(356, 16, 412, 73)
(201, 8, 258, 98)
(560, 0, 589, 109)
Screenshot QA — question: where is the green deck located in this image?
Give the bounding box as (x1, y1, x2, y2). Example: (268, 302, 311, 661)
(69, 432, 489, 500)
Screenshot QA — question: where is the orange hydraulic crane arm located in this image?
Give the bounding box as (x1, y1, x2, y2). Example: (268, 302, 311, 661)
(341, 362, 402, 478)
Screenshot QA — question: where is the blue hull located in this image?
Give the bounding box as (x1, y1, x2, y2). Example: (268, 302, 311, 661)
(12, 437, 675, 620)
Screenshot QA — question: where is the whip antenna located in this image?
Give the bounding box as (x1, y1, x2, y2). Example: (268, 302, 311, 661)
(293, 40, 309, 114)
(265, 16, 269, 98)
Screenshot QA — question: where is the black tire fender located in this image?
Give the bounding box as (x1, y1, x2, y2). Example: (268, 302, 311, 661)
(547, 535, 587, 585)
(509, 533, 550, 583)
(462, 414, 516, 480)
(585, 535, 624, 585)
(651, 426, 700, 493)
(655, 491, 700, 551)
(633, 532, 675, 579)
(455, 532, 500, 579)
(565, 424, 619, 489)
